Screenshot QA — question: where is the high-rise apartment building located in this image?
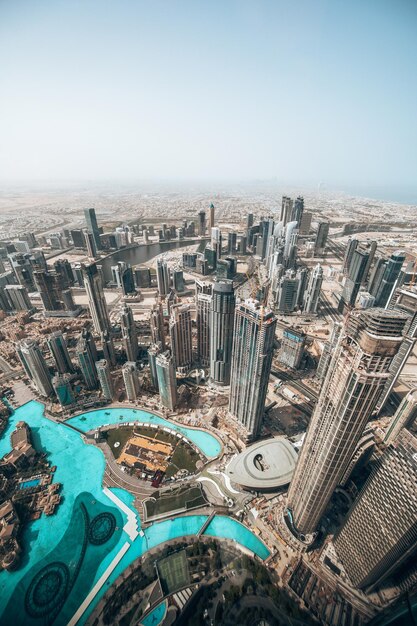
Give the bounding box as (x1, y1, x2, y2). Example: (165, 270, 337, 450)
(316, 321, 342, 380)
(377, 285, 417, 411)
(303, 264, 323, 313)
(52, 374, 74, 407)
(82, 263, 111, 334)
(371, 250, 405, 308)
(4, 285, 32, 311)
(334, 429, 417, 590)
(148, 341, 162, 390)
(122, 362, 140, 402)
(338, 248, 370, 312)
(150, 302, 165, 348)
(156, 259, 170, 296)
(276, 274, 299, 313)
(84, 208, 101, 251)
(343, 238, 358, 276)
(314, 221, 329, 255)
(287, 309, 407, 537)
(209, 203, 215, 229)
(76, 331, 98, 390)
(120, 304, 138, 362)
(227, 232, 237, 255)
(278, 328, 305, 370)
(299, 211, 312, 236)
(229, 299, 277, 439)
(384, 388, 417, 445)
(96, 359, 114, 401)
(156, 350, 177, 410)
(16, 339, 53, 397)
(291, 196, 304, 227)
(209, 280, 235, 386)
(169, 304, 193, 374)
(101, 330, 116, 366)
(280, 196, 293, 226)
(47, 331, 73, 374)
(198, 210, 206, 236)
(196, 284, 212, 367)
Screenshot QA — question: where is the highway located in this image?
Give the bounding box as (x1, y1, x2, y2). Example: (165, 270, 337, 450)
(270, 369, 318, 402)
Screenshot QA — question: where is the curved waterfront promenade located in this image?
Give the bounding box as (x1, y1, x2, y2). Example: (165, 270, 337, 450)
(66, 406, 223, 458)
(0, 401, 269, 626)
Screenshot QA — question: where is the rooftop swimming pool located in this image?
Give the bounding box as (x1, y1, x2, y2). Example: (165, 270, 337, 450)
(140, 600, 167, 626)
(67, 407, 222, 458)
(19, 478, 41, 489)
(0, 401, 270, 626)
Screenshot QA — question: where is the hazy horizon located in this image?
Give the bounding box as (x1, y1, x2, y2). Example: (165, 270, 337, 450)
(1, 0, 416, 192)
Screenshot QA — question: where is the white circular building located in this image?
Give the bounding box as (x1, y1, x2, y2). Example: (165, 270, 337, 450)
(226, 436, 297, 491)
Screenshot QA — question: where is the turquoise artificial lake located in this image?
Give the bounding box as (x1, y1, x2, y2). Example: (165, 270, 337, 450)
(0, 401, 270, 626)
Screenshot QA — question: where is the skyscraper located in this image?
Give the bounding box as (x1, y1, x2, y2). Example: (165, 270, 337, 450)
(148, 341, 162, 390)
(96, 359, 114, 401)
(101, 330, 116, 366)
(156, 351, 177, 410)
(16, 339, 53, 397)
(169, 304, 193, 374)
(209, 280, 235, 386)
(150, 302, 165, 348)
(229, 299, 277, 439)
(278, 328, 305, 370)
(316, 321, 342, 380)
(286, 309, 407, 537)
(4, 285, 32, 311)
(84, 230, 97, 258)
(82, 263, 111, 334)
(377, 285, 417, 411)
(52, 374, 75, 407)
(227, 232, 237, 255)
(334, 429, 417, 591)
(156, 258, 170, 296)
(47, 331, 74, 374)
(338, 247, 370, 312)
(303, 264, 323, 313)
(196, 283, 212, 367)
(371, 250, 405, 308)
(84, 208, 101, 251)
(122, 362, 140, 402)
(76, 331, 98, 389)
(384, 387, 417, 445)
(198, 210, 206, 236)
(280, 196, 293, 226)
(276, 274, 299, 313)
(343, 237, 358, 276)
(314, 221, 329, 255)
(33, 270, 62, 312)
(291, 196, 304, 227)
(120, 304, 138, 362)
(209, 203, 215, 229)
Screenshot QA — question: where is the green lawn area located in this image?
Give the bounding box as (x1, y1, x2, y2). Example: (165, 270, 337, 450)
(144, 484, 207, 520)
(104, 425, 201, 477)
(157, 550, 190, 594)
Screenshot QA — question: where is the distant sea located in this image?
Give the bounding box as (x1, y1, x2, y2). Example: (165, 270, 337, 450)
(338, 185, 417, 206)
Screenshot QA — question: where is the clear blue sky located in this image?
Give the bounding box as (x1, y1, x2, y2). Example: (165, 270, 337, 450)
(0, 0, 416, 189)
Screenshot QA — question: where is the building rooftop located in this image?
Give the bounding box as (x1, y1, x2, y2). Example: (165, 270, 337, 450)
(226, 436, 297, 490)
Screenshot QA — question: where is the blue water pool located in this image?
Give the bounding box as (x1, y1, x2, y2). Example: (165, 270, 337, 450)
(0, 401, 270, 626)
(140, 600, 167, 626)
(19, 478, 41, 489)
(67, 407, 222, 458)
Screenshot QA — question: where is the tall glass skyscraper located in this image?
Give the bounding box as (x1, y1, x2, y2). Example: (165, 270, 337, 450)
(228, 299, 277, 439)
(84, 208, 101, 251)
(82, 263, 111, 334)
(16, 339, 53, 397)
(209, 280, 235, 386)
